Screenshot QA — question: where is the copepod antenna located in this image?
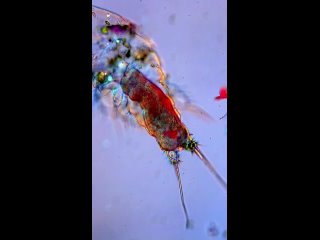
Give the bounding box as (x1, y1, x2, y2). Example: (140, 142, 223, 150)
(194, 146, 227, 191)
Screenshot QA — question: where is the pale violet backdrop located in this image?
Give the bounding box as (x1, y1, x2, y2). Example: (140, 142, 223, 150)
(92, 0, 227, 239)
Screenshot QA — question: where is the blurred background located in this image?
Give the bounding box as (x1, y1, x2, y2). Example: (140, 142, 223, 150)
(92, 0, 227, 239)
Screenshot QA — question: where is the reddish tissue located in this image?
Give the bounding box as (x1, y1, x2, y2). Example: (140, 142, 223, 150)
(163, 130, 178, 139)
(215, 87, 227, 100)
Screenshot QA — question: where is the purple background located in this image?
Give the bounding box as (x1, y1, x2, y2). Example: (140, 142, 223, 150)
(92, 0, 227, 239)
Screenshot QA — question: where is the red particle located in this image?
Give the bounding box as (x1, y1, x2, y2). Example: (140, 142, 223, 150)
(215, 87, 227, 100)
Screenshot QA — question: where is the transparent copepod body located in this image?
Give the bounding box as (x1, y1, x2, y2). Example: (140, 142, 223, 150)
(92, 6, 171, 124)
(92, 6, 167, 90)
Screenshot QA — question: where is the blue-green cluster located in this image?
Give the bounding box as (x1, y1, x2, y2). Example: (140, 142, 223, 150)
(97, 72, 113, 84)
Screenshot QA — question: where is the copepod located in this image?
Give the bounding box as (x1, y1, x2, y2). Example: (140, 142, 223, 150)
(92, 5, 227, 228)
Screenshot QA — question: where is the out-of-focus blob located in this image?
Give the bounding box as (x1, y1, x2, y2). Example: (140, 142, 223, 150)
(223, 229, 227, 238)
(207, 222, 220, 237)
(168, 14, 176, 25)
(215, 86, 227, 100)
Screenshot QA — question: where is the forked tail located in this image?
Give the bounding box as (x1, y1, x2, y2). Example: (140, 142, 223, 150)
(194, 146, 227, 190)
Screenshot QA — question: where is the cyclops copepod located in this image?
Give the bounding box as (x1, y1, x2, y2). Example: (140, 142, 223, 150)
(92, 5, 227, 228)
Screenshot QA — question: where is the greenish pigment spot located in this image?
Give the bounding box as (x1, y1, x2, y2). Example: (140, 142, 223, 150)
(183, 138, 198, 152)
(97, 72, 113, 84)
(97, 72, 105, 82)
(100, 26, 109, 34)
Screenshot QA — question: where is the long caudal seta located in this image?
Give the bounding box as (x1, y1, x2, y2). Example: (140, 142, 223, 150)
(164, 138, 227, 229)
(182, 137, 227, 190)
(166, 137, 227, 229)
(166, 150, 192, 229)
(194, 147, 227, 190)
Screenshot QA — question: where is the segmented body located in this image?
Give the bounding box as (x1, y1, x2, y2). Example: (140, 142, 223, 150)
(121, 68, 189, 151)
(92, 5, 175, 126)
(92, 5, 190, 151)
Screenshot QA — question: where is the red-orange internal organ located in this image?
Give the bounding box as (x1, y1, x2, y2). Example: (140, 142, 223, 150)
(121, 69, 189, 151)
